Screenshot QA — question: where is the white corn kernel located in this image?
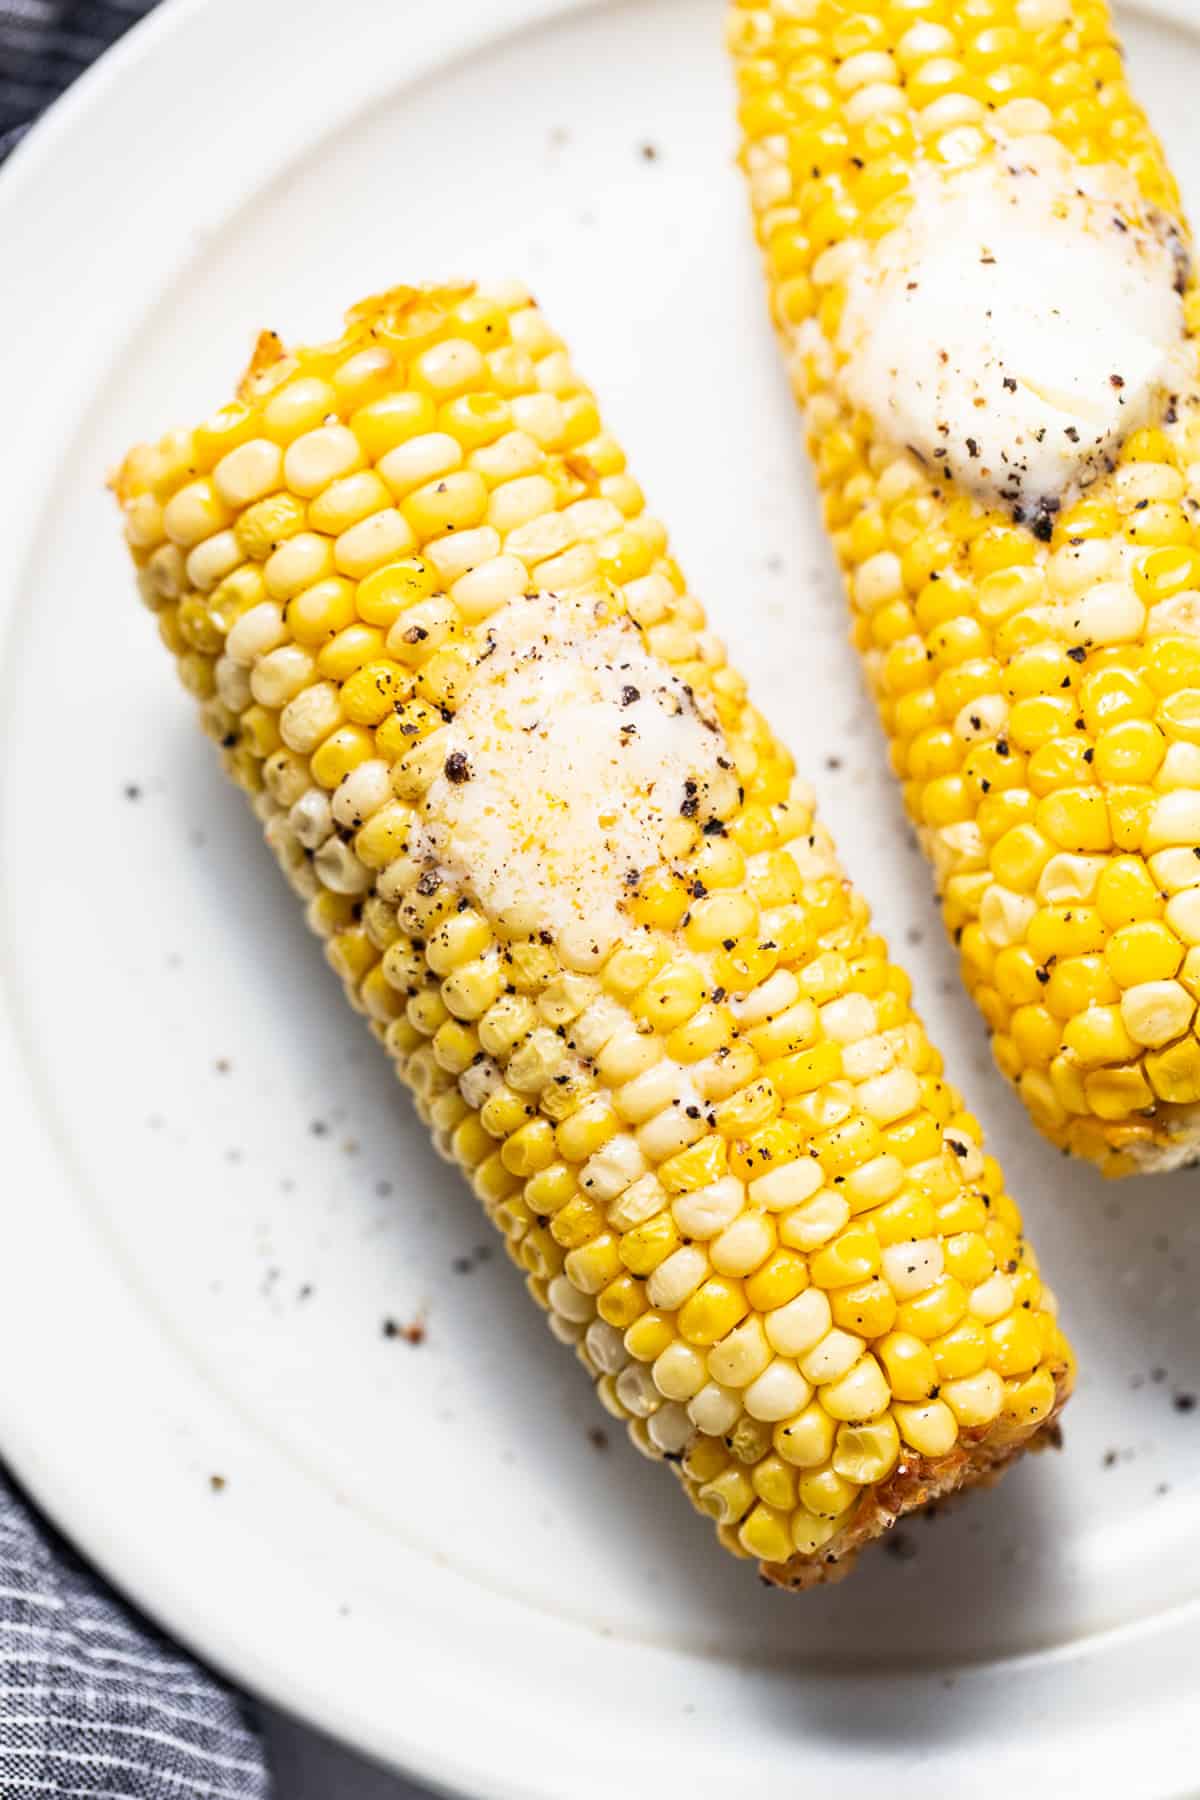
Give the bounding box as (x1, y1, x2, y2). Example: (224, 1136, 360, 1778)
(289, 788, 333, 850)
(580, 1135, 647, 1202)
(213, 438, 283, 508)
(647, 1403, 693, 1456)
(707, 1318, 771, 1389)
(378, 433, 462, 496)
(547, 1275, 594, 1324)
(1166, 888, 1200, 944)
(215, 655, 252, 712)
(585, 1319, 629, 1376)
(284, 424, 362, 496)
(280, 681, 342, 754)
(856, 1068, 920, 1126)
(314, 837, 372, 896)
(1120, 980, 1195, 1049)
(615, 1363, 661, 1418)
(764, 1287, 832, 1358)
(1037, 854, 1107, 905)
(333, 760, 391, 830)
(799, 1327, 862, 1386)
(671, 1177, 745, 1240)
(841, 1035, 893, 1083)
(748, 1157, 823, 1211)
(687, 1382, 742, 1436)
(853, 551, 903, 614)
(881, 1239, 944, 1301)
(743, 1360, 813, 1422)
(186, 530, 242, 592)
(968, 1273, 1015, 1323)
(819, 992, 876, 1043)
(226, 601, 287, 665)
(609, 1174, 668, 1232)
(779, 1191, 850, 1250)
(652, 1342, 708, 1402)
(710, 1212, 775, 1278)
(980, 886, 1038, 948)
(1149, 849, 1200, 895)
(646, 1247, 709, 1311)
(733, 969, 800, 1026)
(821, 1354, 890, 1421)
(251, 644, 315, 708)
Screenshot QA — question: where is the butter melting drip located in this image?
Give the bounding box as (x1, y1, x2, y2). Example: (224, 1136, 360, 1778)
(837, 142, 1188, 529)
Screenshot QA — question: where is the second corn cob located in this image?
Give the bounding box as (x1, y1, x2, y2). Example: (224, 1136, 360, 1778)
(732, 0, 1200, 1174)
(114, 282, 1071, 1584)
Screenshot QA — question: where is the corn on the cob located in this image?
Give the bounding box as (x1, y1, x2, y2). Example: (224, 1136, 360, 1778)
(113, 282, 1071, 1585)
(732, 0, 1200, 1174)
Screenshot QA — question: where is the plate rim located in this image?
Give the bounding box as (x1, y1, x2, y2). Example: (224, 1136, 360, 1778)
(3, 0, 1200, 1793)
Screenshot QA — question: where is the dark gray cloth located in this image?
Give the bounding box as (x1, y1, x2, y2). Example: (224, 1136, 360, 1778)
(1, 3, 272, 1793)
(0, 1475, 269, 1796)
(0, 0, 154, 160)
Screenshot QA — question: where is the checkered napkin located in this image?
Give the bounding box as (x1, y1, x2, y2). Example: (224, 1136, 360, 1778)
(1, 3, 271, 1794)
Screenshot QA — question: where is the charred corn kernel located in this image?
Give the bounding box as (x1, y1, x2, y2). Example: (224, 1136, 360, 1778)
(117, 281, 1069, 1586)
(735, 0, 1200, 1173)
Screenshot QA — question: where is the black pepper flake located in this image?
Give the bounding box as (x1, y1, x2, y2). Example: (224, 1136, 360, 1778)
(1110, 373, 1125, 389)
(1002, 376, 1017, 392)
(621, 685, 641, 707)
(1067, 646, 1087, 663)
(444, 750, 471, 784)
(383, 1315, 426, 1345)
(1173, 1392, 1197, 1414)
(416, 869, 440, 897)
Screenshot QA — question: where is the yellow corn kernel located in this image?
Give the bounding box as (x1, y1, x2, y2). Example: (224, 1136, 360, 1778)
(677, 1279, 749, 1347)
(832, 1414, 901, 1485)
(1105, 921, 1184, 988)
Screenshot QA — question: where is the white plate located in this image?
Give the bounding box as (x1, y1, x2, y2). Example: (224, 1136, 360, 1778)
(2, 0, 1200, 1793)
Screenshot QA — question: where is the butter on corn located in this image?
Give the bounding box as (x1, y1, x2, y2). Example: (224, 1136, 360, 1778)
(731, 0, 1200, 1175)
(113, 282, 1072, 1586)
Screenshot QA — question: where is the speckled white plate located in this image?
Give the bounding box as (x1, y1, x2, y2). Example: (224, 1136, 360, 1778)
(2, 0, 1200, 1793)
